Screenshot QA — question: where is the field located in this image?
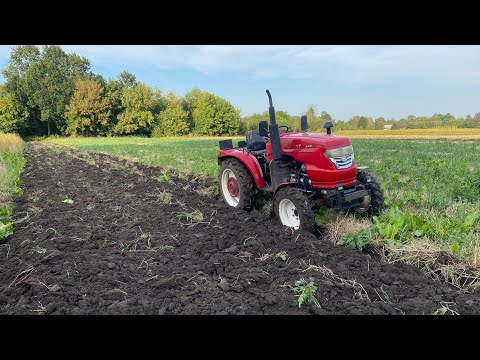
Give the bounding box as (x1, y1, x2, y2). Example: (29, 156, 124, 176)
(2, 141, 480, 314)
(2, 135, 480, 314)
(45, 137, 480, 281)
(336, 128, 480, 139)
(45, 137, 243, 178)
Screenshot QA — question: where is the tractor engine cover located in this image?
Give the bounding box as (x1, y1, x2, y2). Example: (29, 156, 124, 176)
(266, 132, 357, 189)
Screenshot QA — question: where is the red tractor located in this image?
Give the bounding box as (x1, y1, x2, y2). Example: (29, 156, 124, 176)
(218, 90, 384, 232)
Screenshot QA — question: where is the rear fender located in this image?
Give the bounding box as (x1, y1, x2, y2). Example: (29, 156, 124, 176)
(218, 149, 265, 188)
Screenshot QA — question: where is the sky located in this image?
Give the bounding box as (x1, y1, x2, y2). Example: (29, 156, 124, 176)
(1, 45, 480, 120)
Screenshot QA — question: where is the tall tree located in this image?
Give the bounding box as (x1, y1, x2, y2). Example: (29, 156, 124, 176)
(2, 45, 90, 136)
(191, 91, 240, 135)
(357, 116, 368, 129)
(1, 46, 41, 135)
(26, 46, 90, 135)
(374, 117, 386, 130)
(65, 79, 111, 136)
(306, 105, 320, 130)
(2, 45, 41, 82)
(106, 71, 138, 128)
(153, 92, 189, 136)
(320, 111, 332, 121)
(0, 86, 27, 133)
(114, 83, 156, 135)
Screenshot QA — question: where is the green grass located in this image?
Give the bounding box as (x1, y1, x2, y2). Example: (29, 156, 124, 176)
(352, 139, 480, 267)
(0, 134, 26, 240)
(43, 136, 480, 271)
(44, 136, 242, 178)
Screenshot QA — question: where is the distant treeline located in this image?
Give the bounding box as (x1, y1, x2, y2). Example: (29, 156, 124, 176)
(241, 108, 480, 133)
(1, 45, 480, 137)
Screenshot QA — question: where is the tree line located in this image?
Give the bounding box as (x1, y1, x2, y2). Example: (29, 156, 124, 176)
(0, 46, 239, 137)
(1, 45, 480, 137)
(241, 106, 480, 133)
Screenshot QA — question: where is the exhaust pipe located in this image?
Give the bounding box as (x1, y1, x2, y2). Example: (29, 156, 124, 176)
(266, 90, 282, 161)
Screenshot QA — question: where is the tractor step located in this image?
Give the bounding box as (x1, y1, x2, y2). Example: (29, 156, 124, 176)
(260, 184, 273, 192)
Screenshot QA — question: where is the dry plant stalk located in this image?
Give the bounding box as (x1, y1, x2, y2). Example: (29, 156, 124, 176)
(305, 264, 370, 301)
(379, 240, 480, 293)
(0, 133, 23, 153)
(323, 213, 371, 245)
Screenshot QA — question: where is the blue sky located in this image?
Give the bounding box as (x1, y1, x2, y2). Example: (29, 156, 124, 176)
(1, 45, 480, 120)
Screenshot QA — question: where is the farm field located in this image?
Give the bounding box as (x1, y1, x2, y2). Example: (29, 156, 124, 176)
(336, 128, 480, 139)
(2, 141, 480, 314)
(45, 137, 243, 178)
(45, 136, 480, 284)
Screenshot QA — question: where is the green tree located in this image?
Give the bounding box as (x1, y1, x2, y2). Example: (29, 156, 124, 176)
(334, 120, 347, 130)
(152, 92, 189, 137)
(239, 112, 266, 134)
(320, 111, 332, 121)
(65, 79, 111, 136)
(348, 116, 360, 129)
(191, 92, 240, 135)
(465, 114, 479, 128)
(114, 83, 156, 135)
(276, 110, 298, 131)
(1, 46, 41, 135)
(2, 45, 41, 90)
(106, 71, 138, 129)
(32, 46, 89, 135)
(184, 87, 202, 111)
(357, 116, 368, 129)
(306, 105, 322, 131)
(374, 117, 386, 130)
(0, 86, 27, 132)
(3, 45, 90, 136)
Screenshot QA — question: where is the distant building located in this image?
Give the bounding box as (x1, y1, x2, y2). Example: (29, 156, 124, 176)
(383, 125, 393, 130)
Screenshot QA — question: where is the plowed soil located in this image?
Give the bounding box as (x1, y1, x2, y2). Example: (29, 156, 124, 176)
(1, 142, 479, 315)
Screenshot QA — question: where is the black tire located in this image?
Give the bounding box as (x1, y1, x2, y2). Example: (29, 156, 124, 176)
(219, 158, 256, 210)
(356, 172, 385, 215)
(273, 187, 315, 232)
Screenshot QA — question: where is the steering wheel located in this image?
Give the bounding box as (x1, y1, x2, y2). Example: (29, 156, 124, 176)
(279, 125, 289, 133)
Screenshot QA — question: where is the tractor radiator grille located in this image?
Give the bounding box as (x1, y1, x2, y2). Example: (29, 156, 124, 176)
(329, 153, 354, 169)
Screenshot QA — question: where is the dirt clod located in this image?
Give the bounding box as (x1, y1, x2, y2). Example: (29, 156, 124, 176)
(218, 278, 229, 291)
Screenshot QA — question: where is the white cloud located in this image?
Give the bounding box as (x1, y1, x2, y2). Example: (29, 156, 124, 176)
(3, 45, 480, 85)
(61, 45, 480, 84)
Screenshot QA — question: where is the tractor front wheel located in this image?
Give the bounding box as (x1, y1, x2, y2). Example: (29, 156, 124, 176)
(219, 159, 256, 210)
(353, 172, 385, 215)
(274, 187, 315, 232)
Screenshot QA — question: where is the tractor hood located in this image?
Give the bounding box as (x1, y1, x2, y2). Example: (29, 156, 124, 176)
(279, 132, 352, 151)
(276, 132, 357, 189)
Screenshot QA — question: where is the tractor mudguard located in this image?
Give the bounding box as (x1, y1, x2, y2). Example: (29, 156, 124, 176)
(218, 149, 265, 189)
(273, 182, 297, 195)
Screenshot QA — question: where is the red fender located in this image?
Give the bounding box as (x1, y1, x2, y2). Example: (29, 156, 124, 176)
(218, 149, 265, 189)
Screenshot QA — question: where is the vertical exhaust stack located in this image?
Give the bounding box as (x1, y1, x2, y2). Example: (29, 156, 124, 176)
(266, 90, 282, 161)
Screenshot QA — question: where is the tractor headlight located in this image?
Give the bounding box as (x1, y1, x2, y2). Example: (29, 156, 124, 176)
(324, 145, 353, 158)
(325, 145, 354, 169)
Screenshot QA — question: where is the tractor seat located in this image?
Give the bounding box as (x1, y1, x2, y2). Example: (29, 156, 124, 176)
(246, 130, 267, 152)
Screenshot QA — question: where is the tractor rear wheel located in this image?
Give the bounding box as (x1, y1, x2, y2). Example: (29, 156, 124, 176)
(274, 187, 315, 232)
(353, 172, 385, 215)
(219, 159, 256, 210)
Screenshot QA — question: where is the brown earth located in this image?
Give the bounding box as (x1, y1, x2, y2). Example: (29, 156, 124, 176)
(1, 142, 479, 315)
